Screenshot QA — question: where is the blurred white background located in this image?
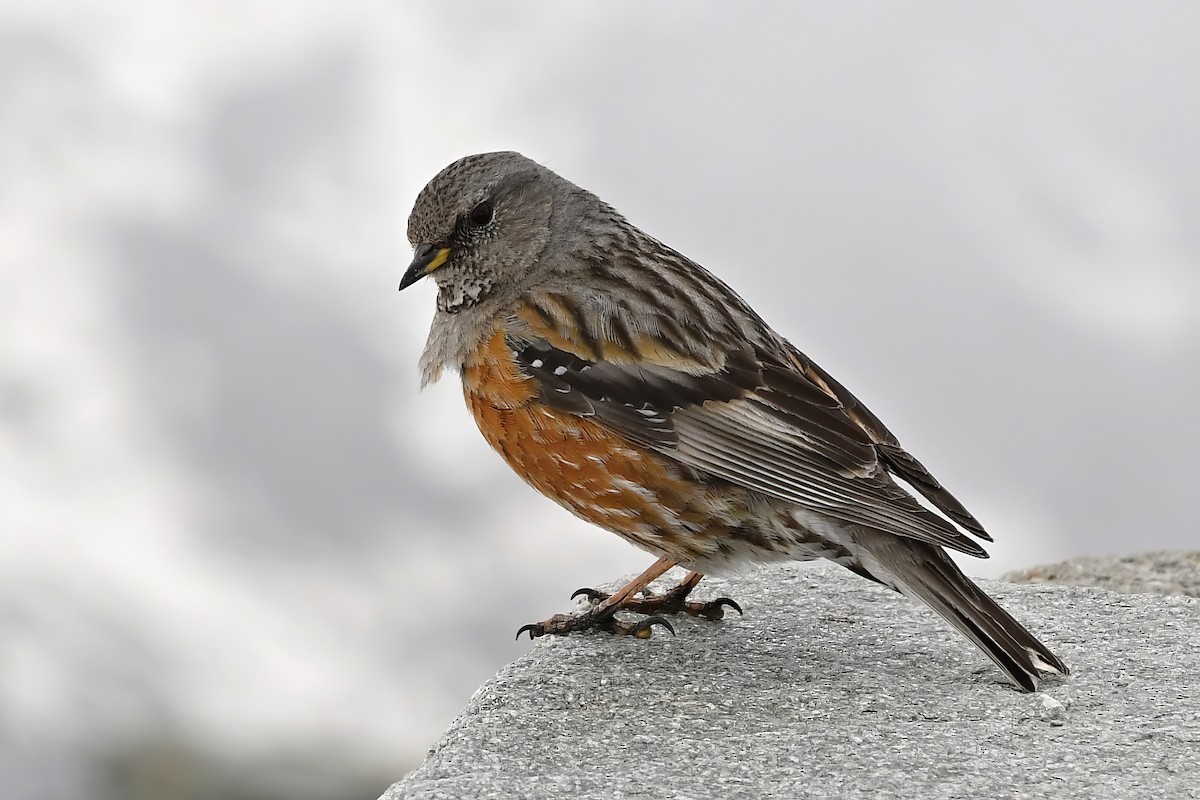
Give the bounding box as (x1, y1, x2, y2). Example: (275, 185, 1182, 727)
(2, 2, 1197, 799)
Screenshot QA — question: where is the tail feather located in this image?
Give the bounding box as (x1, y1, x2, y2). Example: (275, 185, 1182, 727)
(856, 535, 1069, 691)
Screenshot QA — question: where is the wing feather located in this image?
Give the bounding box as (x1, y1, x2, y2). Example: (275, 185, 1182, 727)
(507, 321, 989, 557)
(672, 405, 987, 555)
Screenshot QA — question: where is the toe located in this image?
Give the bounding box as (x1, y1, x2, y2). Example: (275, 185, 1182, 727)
(515, 622, 544, 640)
(630, 615, 676, 639)
(701, 597, 743, 620)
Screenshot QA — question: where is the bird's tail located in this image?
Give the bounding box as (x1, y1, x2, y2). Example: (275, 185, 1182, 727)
(857, 534, 1069, 692)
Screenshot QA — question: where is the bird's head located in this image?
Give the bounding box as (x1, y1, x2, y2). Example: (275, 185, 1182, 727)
(402, 151, 561, 313)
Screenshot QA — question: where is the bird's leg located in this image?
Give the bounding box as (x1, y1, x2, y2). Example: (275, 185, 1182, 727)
(572, 570, 743, 622)
(517, 556, 679, 640)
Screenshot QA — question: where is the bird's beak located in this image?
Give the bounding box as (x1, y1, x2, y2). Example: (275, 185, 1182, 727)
(399, 244, 452, 291)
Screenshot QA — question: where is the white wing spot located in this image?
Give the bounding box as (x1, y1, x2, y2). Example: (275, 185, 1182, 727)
(530, 358, 544, 368)
(553, 365, 568, 376)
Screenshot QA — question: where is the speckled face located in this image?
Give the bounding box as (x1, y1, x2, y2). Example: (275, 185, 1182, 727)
(402, 152, 557, 313)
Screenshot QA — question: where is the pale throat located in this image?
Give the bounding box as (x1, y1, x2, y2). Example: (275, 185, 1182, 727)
(436, 272, 496, 313)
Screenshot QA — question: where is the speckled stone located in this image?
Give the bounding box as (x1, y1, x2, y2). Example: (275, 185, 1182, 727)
(1005, 551, 1200, 597)
(384, 561, 1199, 800)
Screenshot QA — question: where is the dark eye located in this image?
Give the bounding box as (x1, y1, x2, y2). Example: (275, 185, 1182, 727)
(468, 200, 494, 227)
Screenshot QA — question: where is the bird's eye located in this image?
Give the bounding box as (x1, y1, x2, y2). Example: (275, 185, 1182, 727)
(468, 200, 494, 227)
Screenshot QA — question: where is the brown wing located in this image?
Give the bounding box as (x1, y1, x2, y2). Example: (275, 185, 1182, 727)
(506, 327, 991, 558)
(779, 344, 991, 540)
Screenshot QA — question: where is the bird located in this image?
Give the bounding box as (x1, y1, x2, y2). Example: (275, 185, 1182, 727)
(398, 151, 1069, 692)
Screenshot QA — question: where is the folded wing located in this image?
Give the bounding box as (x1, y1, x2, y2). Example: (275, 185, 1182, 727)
(507, 319, 991, 558)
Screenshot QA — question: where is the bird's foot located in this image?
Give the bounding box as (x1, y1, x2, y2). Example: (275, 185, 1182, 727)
(516, 605, 675, 640)
(570, 582, 743, 622)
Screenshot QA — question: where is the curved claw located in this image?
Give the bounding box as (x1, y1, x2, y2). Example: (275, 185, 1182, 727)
(698, 597, 744, 621)
(712, 597, 744, 615)
(631, 615, 676, 639)
(515, 623, 543, 641)
(570, 587, 607, 602)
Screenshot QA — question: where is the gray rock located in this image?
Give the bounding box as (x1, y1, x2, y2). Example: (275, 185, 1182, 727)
(384, 562, 1200, 800)
(1005, 551, 1200, 597)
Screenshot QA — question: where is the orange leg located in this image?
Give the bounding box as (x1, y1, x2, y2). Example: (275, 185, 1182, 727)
(591, 555, 678, 610)
(517, 556, 679, 640)
(517, 558, 742, 640)
(575, 568, 743, 622)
